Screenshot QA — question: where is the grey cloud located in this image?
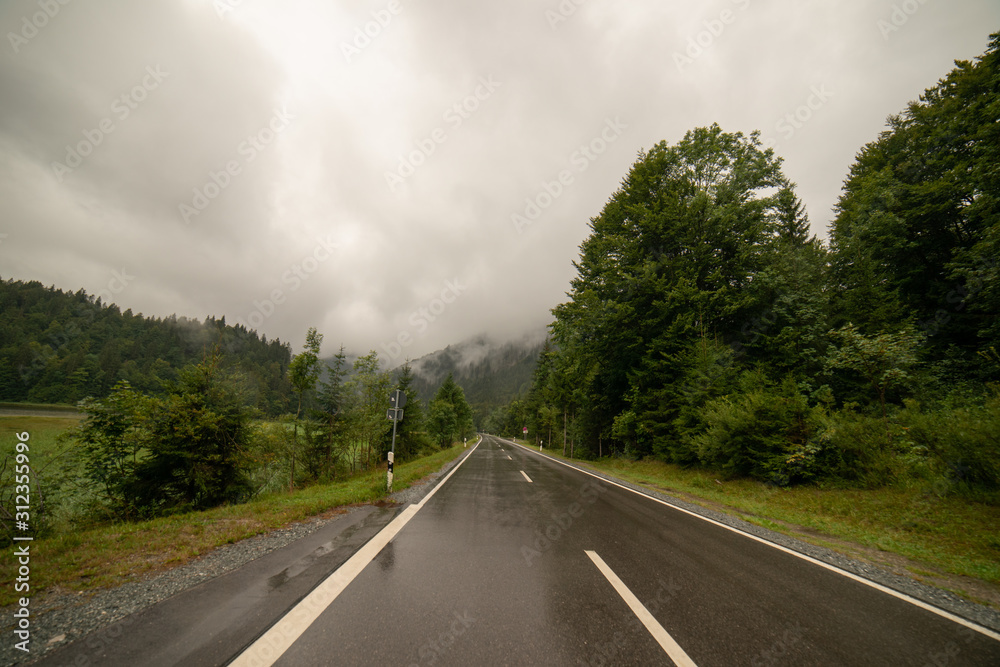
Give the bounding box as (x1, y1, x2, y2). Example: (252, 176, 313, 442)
(1, 0, 997, 360)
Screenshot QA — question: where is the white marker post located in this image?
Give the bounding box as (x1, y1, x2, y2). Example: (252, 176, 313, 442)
(387, 451, 394, 491)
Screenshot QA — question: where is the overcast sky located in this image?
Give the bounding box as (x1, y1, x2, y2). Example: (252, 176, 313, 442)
(1, 0, 996, 364)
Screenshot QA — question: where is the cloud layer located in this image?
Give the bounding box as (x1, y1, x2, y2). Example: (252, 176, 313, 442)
(1, 0, 996, 362)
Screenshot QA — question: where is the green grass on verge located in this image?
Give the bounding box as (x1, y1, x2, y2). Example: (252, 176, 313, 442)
(508, 441, 1000, 600)
(0, 443, 471, 608)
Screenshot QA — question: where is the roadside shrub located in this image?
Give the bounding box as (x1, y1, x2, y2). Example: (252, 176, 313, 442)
(245, 420, 292, 498)
(133, 359, 256, 512)
(904, 391, 1000, 495)
(690, 373, 829, 485)
(657, 337, 740, 465)
(70, 355, 258, 519)
(821, 408, 905, 488)
(71, 381, 151, 520)
(408, 430, 439, 459)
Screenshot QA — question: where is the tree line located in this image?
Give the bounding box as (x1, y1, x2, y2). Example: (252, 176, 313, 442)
(0, 278, 294, 414)
(52, 328, 476, 523)
(485, 34, 1000, 500)
(1, 305, 475, 531)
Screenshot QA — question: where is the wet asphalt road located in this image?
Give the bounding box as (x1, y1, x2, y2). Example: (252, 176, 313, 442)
(262, 435, 1000, 666)
(33, 434, 1000, 666)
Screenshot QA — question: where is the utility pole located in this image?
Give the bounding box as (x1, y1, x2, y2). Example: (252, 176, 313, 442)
(386, 389, 406, 492)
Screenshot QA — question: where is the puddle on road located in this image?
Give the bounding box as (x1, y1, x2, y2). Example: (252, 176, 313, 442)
(266, 506, 398, 590)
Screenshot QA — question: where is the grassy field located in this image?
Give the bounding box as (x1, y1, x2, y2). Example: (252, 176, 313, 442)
(1, 416, 472, 607)
(0, 402, 80, 412)
(1, 412, 86, 497)
(507, 438, 1000, 609)
(0, 414, 82, 450)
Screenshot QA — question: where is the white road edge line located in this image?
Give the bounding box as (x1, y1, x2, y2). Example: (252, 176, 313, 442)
(586, 550, 697, 667)
(499, 438, 1000, 643)
(229, 439, 482, 667)
(520, 470, 532, 483)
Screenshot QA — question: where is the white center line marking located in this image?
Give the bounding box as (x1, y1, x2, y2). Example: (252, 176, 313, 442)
(507, 455, 513, 460)
(502, 439, 1000, 643)
(520, 470, 532, 483)
(586, 550, 697, 667)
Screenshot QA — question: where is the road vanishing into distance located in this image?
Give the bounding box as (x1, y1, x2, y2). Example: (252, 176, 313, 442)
(33, 435, 1000, 666)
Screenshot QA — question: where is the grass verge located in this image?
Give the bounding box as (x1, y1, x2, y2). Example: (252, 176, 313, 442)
(508, 439, 1000, 610)
(1, 443, 470, 608)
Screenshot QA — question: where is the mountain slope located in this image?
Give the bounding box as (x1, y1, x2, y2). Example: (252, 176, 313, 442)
(404, 331, 546, 415)
(0, 277, 294, 413)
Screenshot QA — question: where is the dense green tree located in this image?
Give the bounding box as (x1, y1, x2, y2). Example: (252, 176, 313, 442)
(427, 398, 458, 449)
(523, 339, 557, 446)
(287, 328, 323, 489)
(345, 351, 392, 469)
(306, 345, 349, 480)
(288, 328, 323, 419)
(133, 353, 256, 512)
(482, 396, 530, 439)
(490, 36, 1000, 497)
(739, 234, 830, 385)
(73, 381, 151, 519)
(829, 33, 1000, 373)
(551, 124, 800, 456)
(427, 373, 473, 447)
(391, 361, 432, 460)
(825, 323, 922, 437)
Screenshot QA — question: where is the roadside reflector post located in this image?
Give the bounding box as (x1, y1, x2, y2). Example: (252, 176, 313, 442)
(387, 451, 394, 492)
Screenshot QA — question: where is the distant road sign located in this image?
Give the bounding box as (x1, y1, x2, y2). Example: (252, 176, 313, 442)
(390, 389, 407, 409)
(522, 426, 528, 434)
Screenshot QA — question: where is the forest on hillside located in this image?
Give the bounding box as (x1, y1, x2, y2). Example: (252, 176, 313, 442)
(407, 337, 543, 421)
(486, 35, 1000, 501)
(0, 278, 295, 414)
(1, 330, 475, 534)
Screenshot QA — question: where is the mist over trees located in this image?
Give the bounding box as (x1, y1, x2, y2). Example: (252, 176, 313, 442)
(406, 336, 543, 423)
(487, 35, 1000, 499)
(0, 278, 294, 413)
